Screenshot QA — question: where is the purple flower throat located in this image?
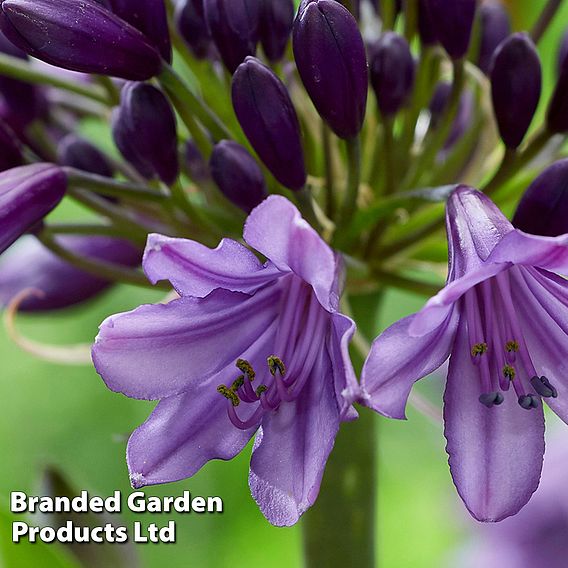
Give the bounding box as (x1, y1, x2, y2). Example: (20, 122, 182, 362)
(464, 267, 558, 410)
(217, 275, 326, 430)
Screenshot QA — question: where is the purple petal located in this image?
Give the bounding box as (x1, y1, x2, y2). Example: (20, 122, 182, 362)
(512, 267, 568, 424)
(244, 195, 338, 311)
(446, 186, 514, 280)
(362, 309, 458, 419)
(143, 234, 281, 297)
(444, 318, 545, 522)
(329, 312, 358, 421)
(249, 349, 339, 526)
(92, 286, 279, 400)
(126, 333, 274, 487)
(409, 262, 508, 336)
(488, 229, 568, 275)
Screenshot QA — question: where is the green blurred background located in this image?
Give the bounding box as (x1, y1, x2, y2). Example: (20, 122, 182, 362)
(0, 1, 566, 566)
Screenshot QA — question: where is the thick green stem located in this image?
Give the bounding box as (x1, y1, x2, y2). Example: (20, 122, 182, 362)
(303, 408, 376, 568)
(322, 122, 336, 220)
(403, 59, 465, 190)
(382, 116, 396, 195)
(0, 53, 110, 104)
(65, 169, 167, 202)
(158, 64, 232, 155)
(531, 0, 564, 44)
(338, 136, 362, 230)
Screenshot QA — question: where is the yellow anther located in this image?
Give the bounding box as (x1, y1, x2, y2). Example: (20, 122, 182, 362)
(217, 385, 240, 406)
(505, 341, 519, 353)
(231, 375, 245, 391)
(267, 356, 286, 376)
(471, 343, 488, 357)
(256, 385, 268, 396)
(236, 359, 256, 381)
(503, 365, 516, 381)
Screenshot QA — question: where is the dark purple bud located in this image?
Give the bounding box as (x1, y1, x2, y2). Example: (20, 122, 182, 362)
(490, 33, 541, 149)
(293, 0, 368, 139)
(369, 32, 414, 116)
(259, 0, 294, 62)
(0, 120, 22, 172)
(429, 82, 474, 151)
(112, 82, 179, 185)
(513, 159, 568, 237)
(0, 163, 66, 255)
(548, 59, 568, 134)
(232, 57, 306, 190)
(0, 0, 162, 80)
(210, 140, 267, 213)
(557, 29, 568, 76)
(477, 0, 511, 75)
(204, 0, 260, 73)
(418, 0, 437, 46)
(0, 31, 46, 132)
(175, 0, 211, 60)
(107, 0, 171, 63)
(424, 0, 476, 60)
(57, 134, 114, 178)
(0, 235, 140, 311)
(183, 140, 210, 183)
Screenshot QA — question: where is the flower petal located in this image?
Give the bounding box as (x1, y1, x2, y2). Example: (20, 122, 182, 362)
(329, 312, 359, 421)
(444, 318, 545, 522)
(243, 195, 338, 311)
(143, 233, 281, 297)
(446, 186, 514, 280)
(488, 229, 568, 275)
(92, 286, 279, 400)
(409, 262, 508, 336)
(512, 267, 568, 424)
(248, 349, 339, 526)
(362, 309, 458, 419)
(126, 333, 274, 487)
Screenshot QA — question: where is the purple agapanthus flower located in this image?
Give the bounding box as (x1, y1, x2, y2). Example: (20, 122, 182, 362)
(362, 185, 568, 522)
(92, 195, 358, 526)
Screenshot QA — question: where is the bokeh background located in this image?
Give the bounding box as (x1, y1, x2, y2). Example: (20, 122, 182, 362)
(1, 1, 567, 566)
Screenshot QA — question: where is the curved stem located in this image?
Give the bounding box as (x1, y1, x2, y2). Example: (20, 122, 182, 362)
(403, 59, 465, 190)
(338, 136, 362, 230)
(0, 53, 110, 104)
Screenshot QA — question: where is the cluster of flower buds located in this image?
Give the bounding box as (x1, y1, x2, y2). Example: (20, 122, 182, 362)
(2, 0, 568, 541)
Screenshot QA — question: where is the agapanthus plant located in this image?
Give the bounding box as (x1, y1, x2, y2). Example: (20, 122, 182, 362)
(0, 0, 568, 563)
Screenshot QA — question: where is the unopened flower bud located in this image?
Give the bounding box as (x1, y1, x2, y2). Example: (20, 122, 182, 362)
(418, 0, 437, 46)
(513, 159, 568, 237)
(210, 141, 267, 213)
(369, 32, 414, 117)
(491, 33, 541, 149)
(293, 0, 368, 139)
(108, 0, 172, 63)
(259, 0, 294, 62)
(548, 56, 568, 133)
(0, 235, 141, 310)
(232, 57, 306, 190)
(0, 0, 162, 80)
(424, 0, 476, 60)
(175, 0, 211, 60)
(477, 0, 511, 75)
(0, 120, 22, 172)
(57, 134, 114, 179)
(0, 163, 66, 254)
(112, 82, 179, 185)
(204, 0, 260, 73)
(0, 31, 46, 132)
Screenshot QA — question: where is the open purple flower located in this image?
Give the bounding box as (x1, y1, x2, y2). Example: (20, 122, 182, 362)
(362, 185, 568, 522)
(92, 196, 358, 527)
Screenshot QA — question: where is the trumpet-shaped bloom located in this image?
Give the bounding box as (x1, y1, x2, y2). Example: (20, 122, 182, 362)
(92, 196, 358, 526)
(362, 185, 568, 522)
